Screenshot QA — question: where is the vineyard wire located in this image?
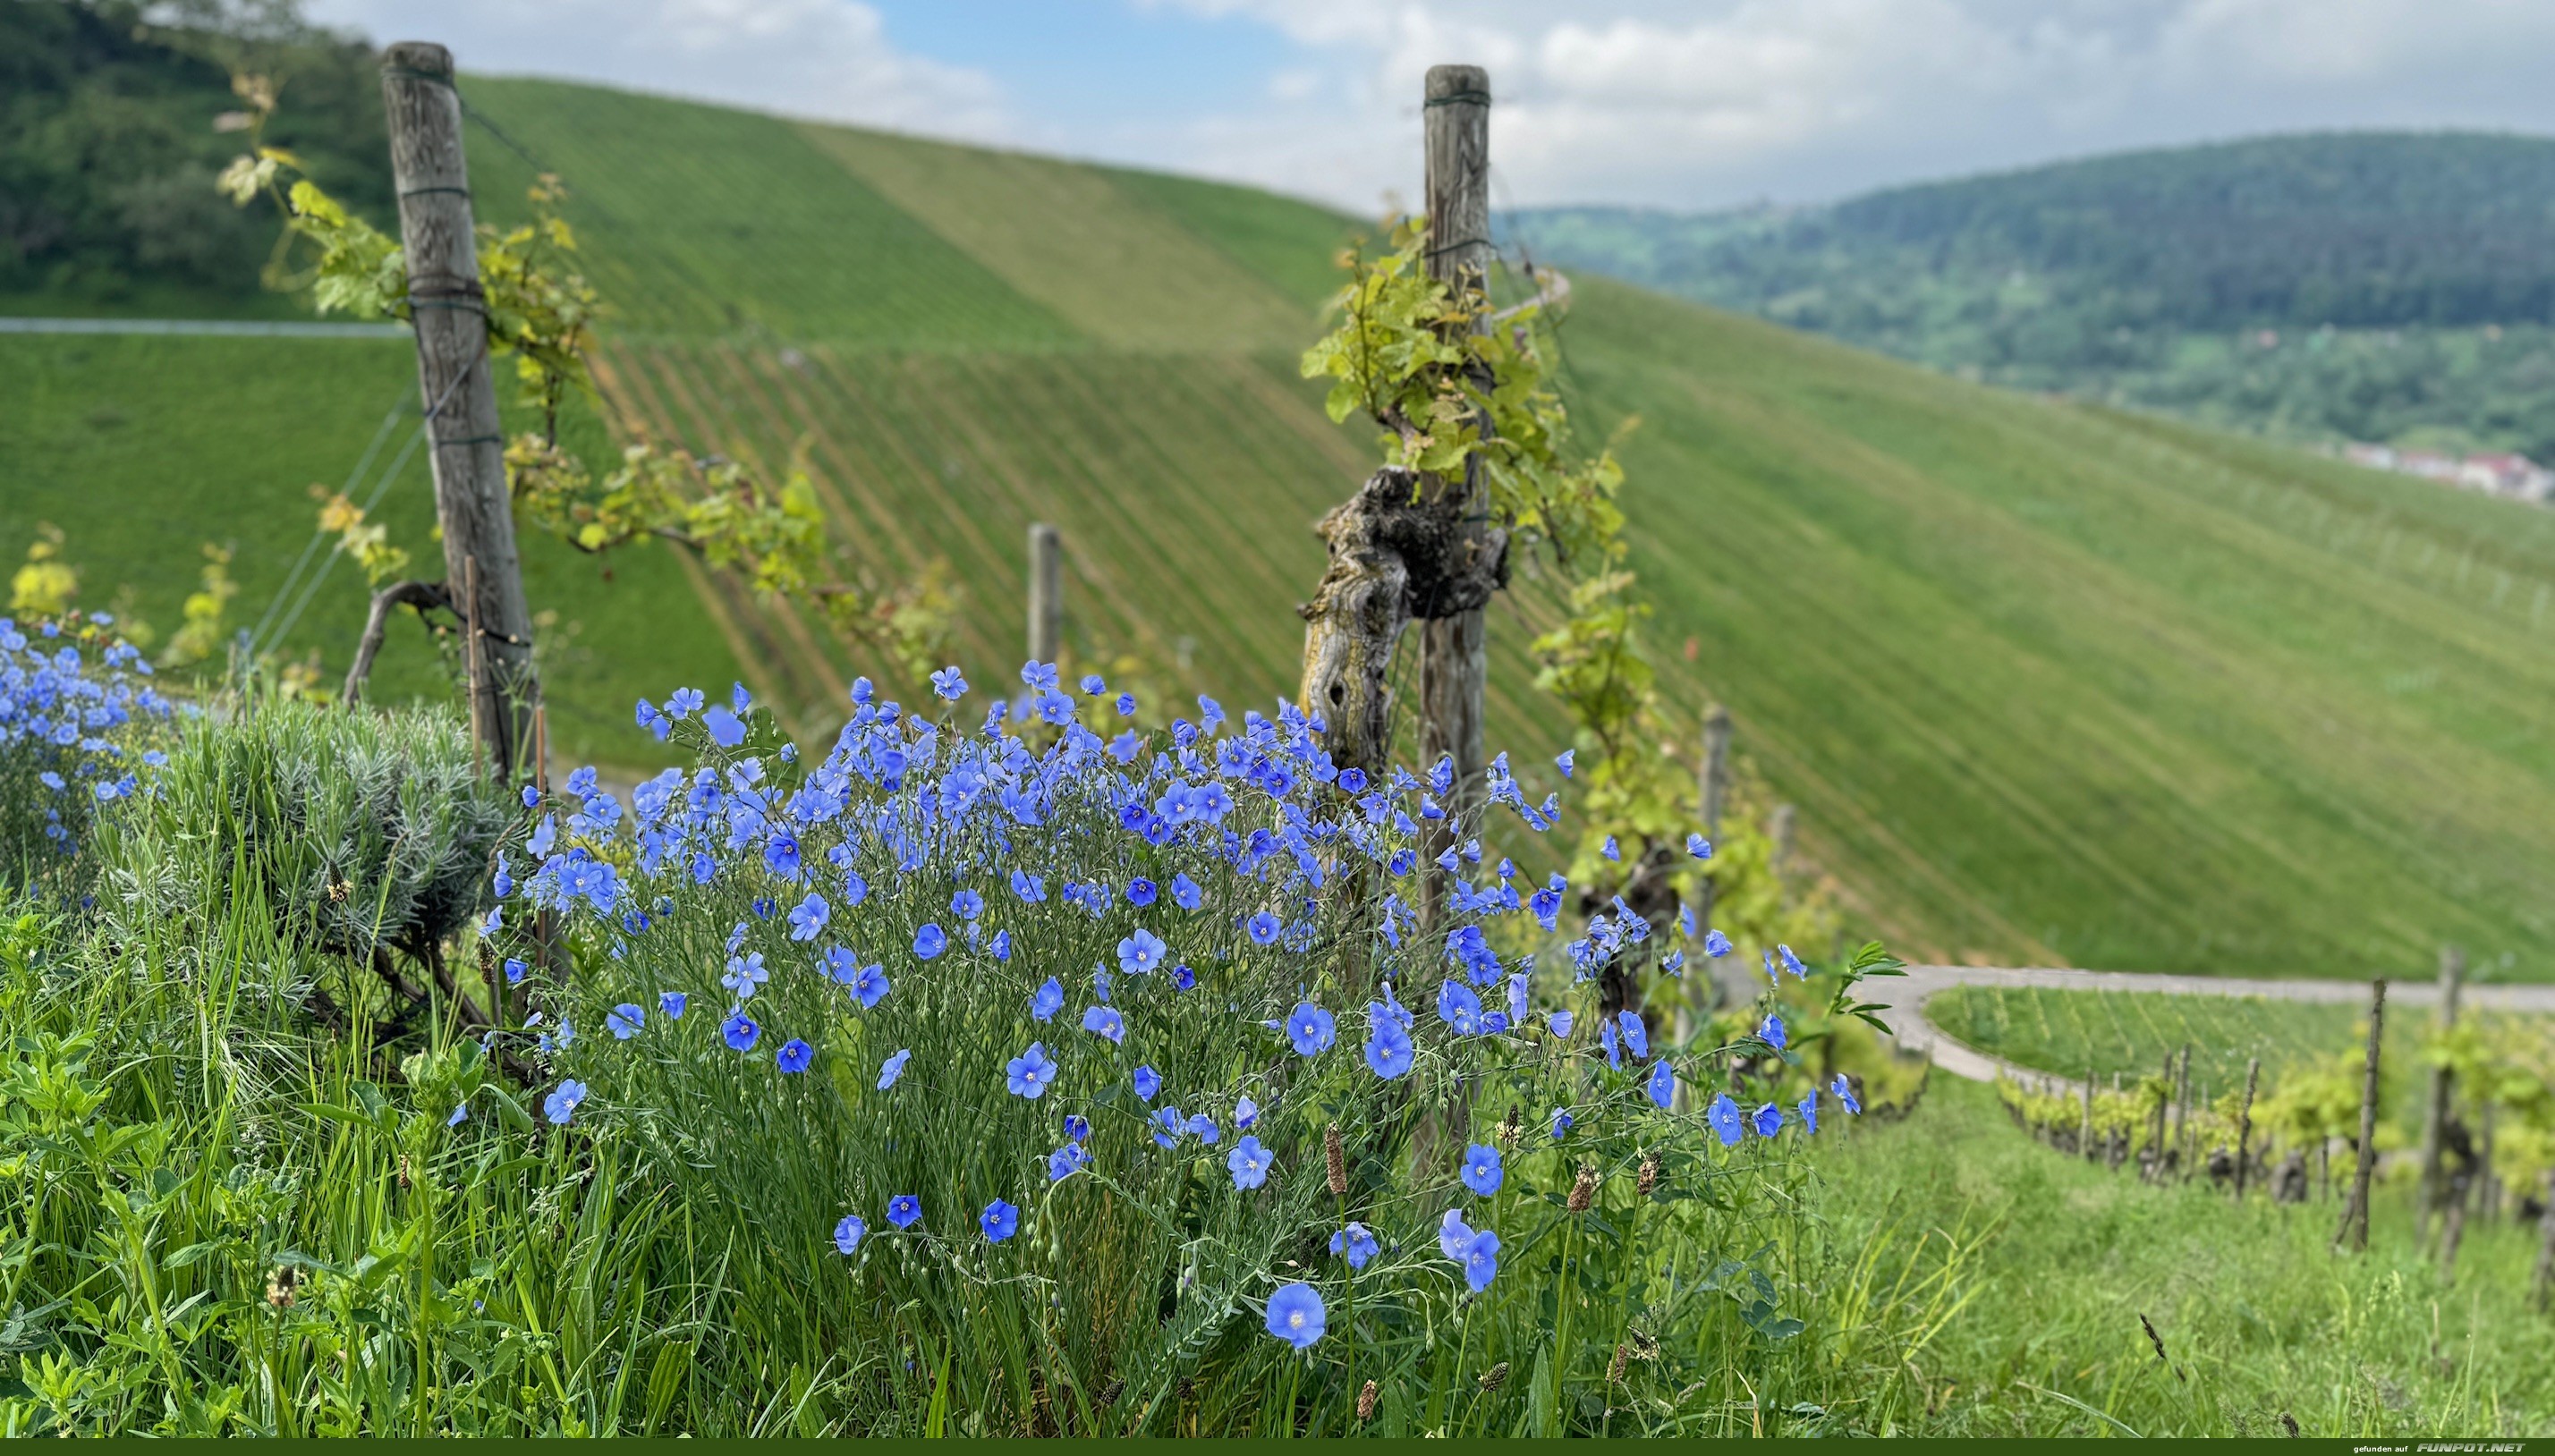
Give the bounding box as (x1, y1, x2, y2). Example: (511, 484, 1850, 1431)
(244, 383, 412, 654)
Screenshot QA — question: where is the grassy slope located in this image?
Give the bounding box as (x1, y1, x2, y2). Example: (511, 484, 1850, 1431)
(1809, 1076, 2551, 1436)
(6, 75, 2553, 977)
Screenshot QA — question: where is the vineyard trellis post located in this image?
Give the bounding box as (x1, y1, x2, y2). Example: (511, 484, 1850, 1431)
(2415, 943, 2466, 1250)
(1027, 522, 1062, 667)
(1416, 63, 1498, 923)
(1294, 68, 1504, 790)
(381, 41, 537, 779)
(2337, 978, 2386, 1253)
(2235, 1056, 2260, 1200)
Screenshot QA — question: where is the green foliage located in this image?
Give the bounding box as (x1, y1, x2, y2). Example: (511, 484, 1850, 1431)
(0, 1, 390, 317)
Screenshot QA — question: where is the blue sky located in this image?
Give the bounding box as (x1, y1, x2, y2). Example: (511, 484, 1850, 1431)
(306, 0, 2555, 214)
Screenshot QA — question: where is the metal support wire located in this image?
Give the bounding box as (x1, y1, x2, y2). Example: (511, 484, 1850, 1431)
(255, 419, 429, 656)
(246, 386, 411, 651)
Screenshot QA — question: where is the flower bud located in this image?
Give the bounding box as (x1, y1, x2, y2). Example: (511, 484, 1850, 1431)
(1357, 1380, 1379, 1424)
(1567, 1164, 1598, 1214)
(1479, 1361, 1509, 1393)
(1636, 1152, 1659, 1198)
(1325, 1123, 1348, 1196)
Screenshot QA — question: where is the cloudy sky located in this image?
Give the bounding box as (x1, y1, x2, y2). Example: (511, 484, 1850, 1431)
(303, 0, 2555, 214)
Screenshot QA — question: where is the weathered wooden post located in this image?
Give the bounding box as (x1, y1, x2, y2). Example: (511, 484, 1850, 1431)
(1415, 63, 1497, 868)
(2415, 944, 2466, 1249)
(2080, 1070, 2096, 1162)
(1026, 522, 1062, 667)
(381, 42, 536, 778)
(1770, 802, 1797, 877)
(2533, 1169, 2555, 1311)
(2336, 978, 2386, 1253)
(2235, 1057, 2260, 1199)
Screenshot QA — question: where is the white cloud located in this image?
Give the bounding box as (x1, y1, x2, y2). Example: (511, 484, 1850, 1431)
(1143, 0, 2555, 210)
(303, 0, 1013, 140)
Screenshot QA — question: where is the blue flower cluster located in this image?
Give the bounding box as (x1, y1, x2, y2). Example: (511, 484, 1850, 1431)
(0, 616, 171, 865)
(501, 661, 1863, 1352)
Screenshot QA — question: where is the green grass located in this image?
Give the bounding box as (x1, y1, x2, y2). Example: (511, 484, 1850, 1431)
(1806, 1076, 2552, 1436)
(5, 74, 2554, 976)
(1927, 985, 2423, 1101)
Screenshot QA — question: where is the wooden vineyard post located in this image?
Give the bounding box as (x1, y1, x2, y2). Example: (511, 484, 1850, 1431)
(2235, 1057, 2260, 1200)
(2080, 1071, 2096, 1163)
(2336, 978, 2386, 1253)
(381, 42, 536, 780)
(2146, 1055, 2170, 1181)
(2533, 1169, 2555, 1312)
(1416, 63, 1497, 919)
(2415, 944, 2466, 1250)
(1027, 522, 1062, 668)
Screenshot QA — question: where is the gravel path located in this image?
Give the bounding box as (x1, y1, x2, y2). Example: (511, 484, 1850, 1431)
(1842, 963, 2555, 1095)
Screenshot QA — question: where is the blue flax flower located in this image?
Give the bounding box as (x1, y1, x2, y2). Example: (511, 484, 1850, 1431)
(543, 1079, 587, 1125)
(1439, 1208, 1476, 1259)
(887, 1195, 921, 1229)
(1832, 1072, 1862, 1114)
(1031, 977, 1064, 1020)
(1600, 1018, 1620, 1069)
(1798, 1091, 1821, 1135)
(951, 888, 984, 919)
(1551, 1106, 1575, 1139)
(1759, 1012, 1787, 1050)
(1171, 964, 1197, 991)
(1286, 1002, 1336, 1055)
(658, 990, 686, 1019)
(878, 1048, 911, 1090)
(1555, 749, 1575, 778)
(1151, 1105, 1184, 1147)
(1065, 1113, 1091, 1143)
(607, 1003, 645, 1039)
(1227, 1135, 1273, 1189)
(505, 957, 528, 985)
(1048, 1144, 1088, 1181)
(980, 1198, 1019, 1242)
(702, 706, 745, 747)
(1461, 1143, 1504, 1197)
(776, 1038, 813, 1073)
(1187, 1113, 1220, 1145)
(1006, 1042, 1058, 1098)
(1247, 910, 1282, 945)
(1549, 1009, 1574, 1037)
(1265, 1282, 1325, 1349)
(722, 1012, 760, 1053)
(929, 666, 967, 699)
(1330, 1222, 1379, 1269)
(834, 1215, 866, 1254)
(1702, 928, 1732, 957)
(1235, 1095, 1259, 1130)
(1778, 944, 1807, 978)
(1170, 873, 1201, 910)
(786, 892, 829, 941)
(1118, 927, 1167, 975)
(1125, 877, 1157, 907)
(1364, 1012, 1413, 1079)
(1082, 1004, 1125, 1044)
(1646, 1059, 1676, 1109)
(840, 960, 887, 1009)
(912, 923, 948, 961)
(1133, 1064, 1161, 1101)
(1753, 1102, 1782, 1138)
(1707, 1093, 1744, 1147)
(1686, 832, 1712, 859)
(1463, 1229, 1501, 1293)
(1617, 1010, 1649, 1059)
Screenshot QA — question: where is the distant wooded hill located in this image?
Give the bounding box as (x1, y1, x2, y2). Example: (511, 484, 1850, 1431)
(1511, 133, 2555, 459)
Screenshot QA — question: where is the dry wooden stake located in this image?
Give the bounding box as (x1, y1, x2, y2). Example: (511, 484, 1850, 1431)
(381, 41, 537, 777)
(1026, 522, 1061, 667)
(2415, 944, 2466, 1250)
(2235, 1056, 2260, 1200)
(2336, 978, 2386, 1253)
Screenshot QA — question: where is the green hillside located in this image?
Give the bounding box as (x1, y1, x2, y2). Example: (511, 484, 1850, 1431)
(1517, 132, 2555, 458)
(7, 72, 2555, 980)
